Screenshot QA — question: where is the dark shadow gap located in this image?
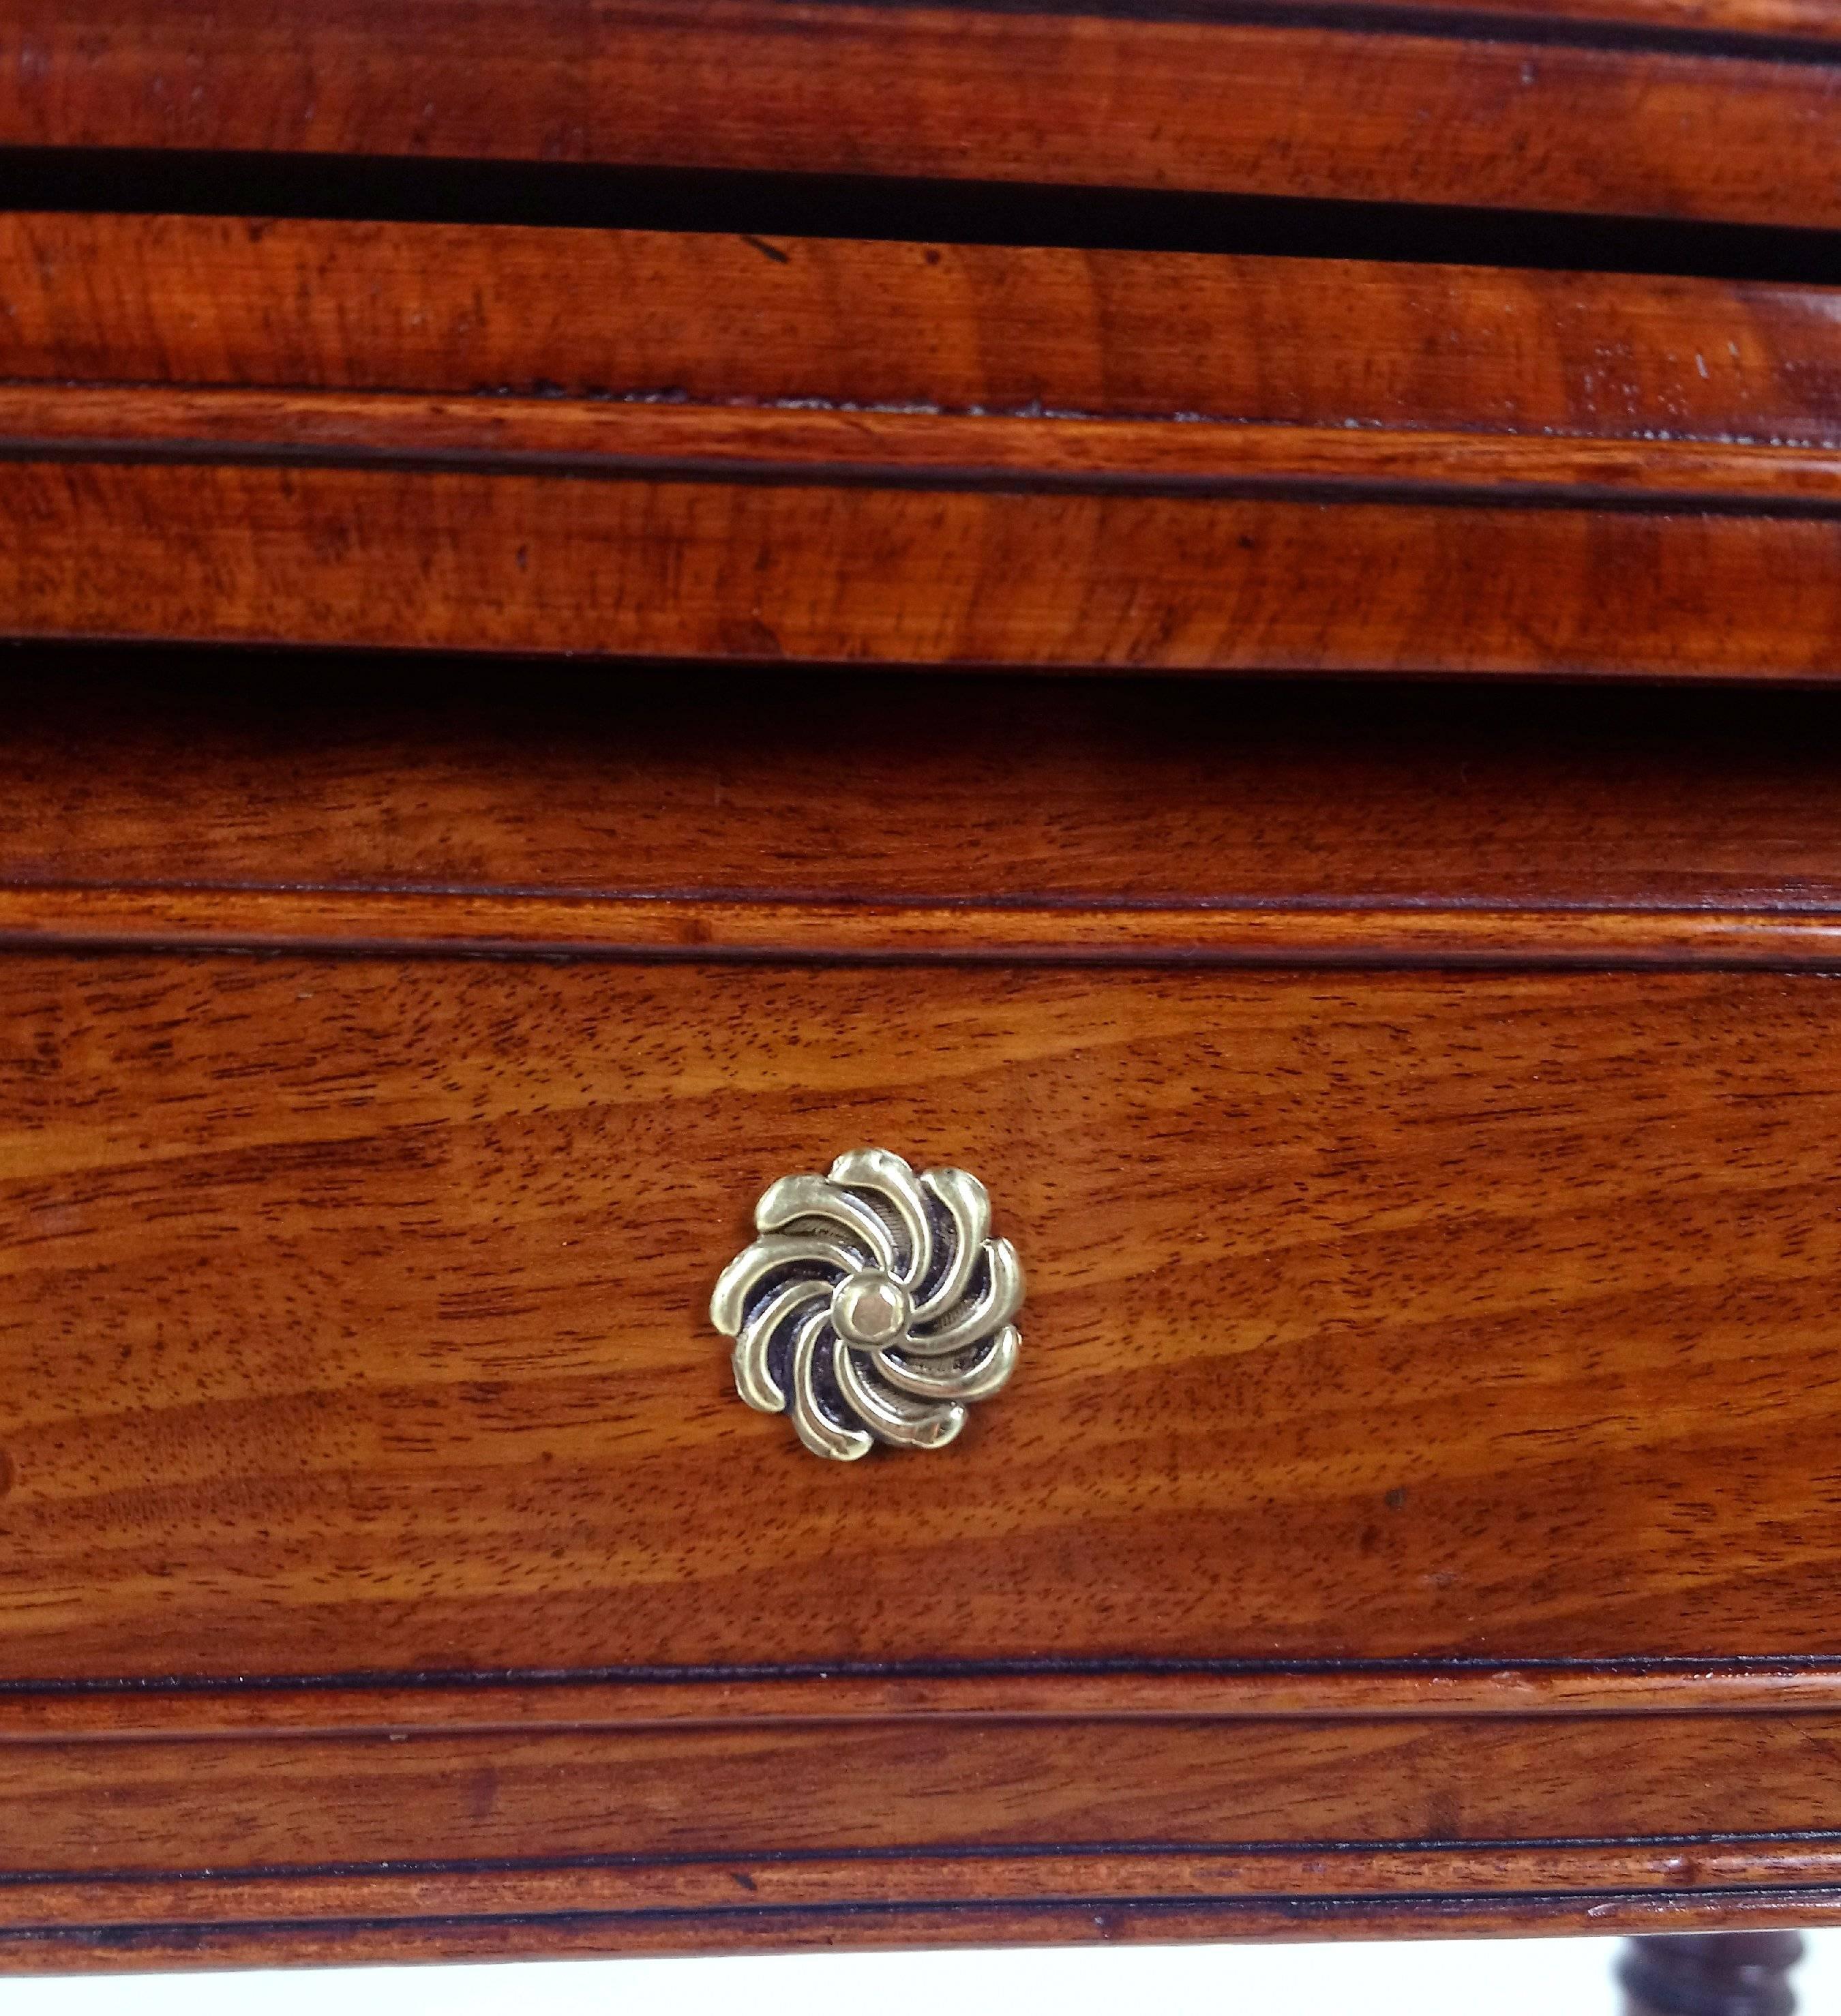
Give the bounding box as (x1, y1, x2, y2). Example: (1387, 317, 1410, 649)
(4, 149, 1841, 284)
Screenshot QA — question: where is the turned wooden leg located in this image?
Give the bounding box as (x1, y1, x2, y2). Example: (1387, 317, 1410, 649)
(1617, 1933, 1805, 2016)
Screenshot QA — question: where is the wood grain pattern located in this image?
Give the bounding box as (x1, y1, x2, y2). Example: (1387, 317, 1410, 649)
(4, 1888, 1838, 1975)
(5, 1715, 1841, 1885)
(19, 1715, 1841, 1874)
(11, 1662, 1841, 1740)
(5, 1853, 1841, 1940)
(15, 457, 1841, 675)
(1148, 0, 1841, 38)
(12, 885, 1841, 967)
(9, 214, 1840, 672)
(20, 384, 1841, 511)
(14, 0, 1841, 1978)
(7, 956, 1841, 1681)
(14, 383, 1841, 516)
(7, 215, 1838, 445)
(9, 661, 1841, 912)
(3, 1713, 1841, 1962)
(5, 1, 1841, 230)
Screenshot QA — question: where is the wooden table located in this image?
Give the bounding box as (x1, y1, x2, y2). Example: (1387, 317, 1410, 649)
(1, 8, 1840, 2009)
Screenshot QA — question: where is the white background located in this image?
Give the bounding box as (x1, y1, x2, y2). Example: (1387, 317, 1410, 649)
(5, 1934, 1839, 2013)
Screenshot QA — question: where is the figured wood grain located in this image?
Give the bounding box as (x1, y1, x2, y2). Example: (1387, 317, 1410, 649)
(5, 1, 1841, 230)
(6, 956, 1841, 1680)
(7, 215, 1839, 447)
(9, 661, 1841, 913)
(8, 214, 1840, 672)
(11, 3, 1841, 1978)
(10, 1663, 1841, 1740)
(9, 1841, 1841, 1930)
(10, 885, 1841, 967)
(3, 1716, 1841, 1889)
(1194, 0, 1841, 37)
(2, 1715, 1841, 1965)
(13, 384, 1841, 511)
(2, 1889, 1838, 1974)
(13, 458, 1841, 675)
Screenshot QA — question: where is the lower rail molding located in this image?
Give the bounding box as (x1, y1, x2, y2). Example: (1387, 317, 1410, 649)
(9, 1843, 1841, 1930)
(5, 1885, 1841, 1972)
(7, 1663, 1841, 1739)
(8, 886, 1841, 968)
(3, 1710, 1841, 1957)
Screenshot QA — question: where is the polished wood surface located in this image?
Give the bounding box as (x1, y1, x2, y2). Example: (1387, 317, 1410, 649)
(3, 1713, 1841, 1956)
(8, 955, 1841, 1678)
(8, 1661, 1841, 1738)
(5, 216, 1841, 675)
(16, 883, 1841, 966)
(14, 663, 1841, 962)
(5, 215, 1833, 434)
(10, 663, 1841, 909)
(25, 458, 1841, 675)
(6, 848, 1841, 1966)
(8, 0, 1841, 1971)
(1, 1889, 1831, 1976)
(5, 1, 1840, 230)
(7, 669, 1841, 1960)
(5, 1687, 1841, 1963)
(22, 383, 1841, 510)
(16, 1715, 1841, 1876)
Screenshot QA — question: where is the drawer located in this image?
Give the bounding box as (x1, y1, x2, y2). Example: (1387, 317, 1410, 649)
(7, 953, 1841, 1679)
(12, 0, 1841, 1972)
(6, 662, 1841, 1964)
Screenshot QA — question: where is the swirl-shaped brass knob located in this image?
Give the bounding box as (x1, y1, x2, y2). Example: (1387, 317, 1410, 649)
(710, 1148, 1023, 1460)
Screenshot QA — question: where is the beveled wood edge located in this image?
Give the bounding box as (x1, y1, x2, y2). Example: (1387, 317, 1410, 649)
(816, 0, 1841, 54)
(9, 1665, 1841, 1738)
(5, 1886, 1841, 1972)
(5, 385, 1840, 512)
(6, 1845, 1841, 1934)
(1107, 0, 1841, 50)
(10, 216, 1839, 450)
(15, 460, 1841, 675)
(8, 1, 1841, 239)
(798, 0, 1841, 55)
(5, 887, 1841, 968)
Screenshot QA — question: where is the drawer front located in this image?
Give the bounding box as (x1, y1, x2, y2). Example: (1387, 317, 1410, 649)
(5, 955, 1840, 1681)
(8, 213, 1841, 681)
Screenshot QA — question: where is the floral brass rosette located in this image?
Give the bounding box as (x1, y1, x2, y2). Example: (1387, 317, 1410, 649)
(710, 1147, 1023, 1459)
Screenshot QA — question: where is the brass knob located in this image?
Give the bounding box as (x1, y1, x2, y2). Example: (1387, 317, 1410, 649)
(710, 1148, 1023, 1460)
